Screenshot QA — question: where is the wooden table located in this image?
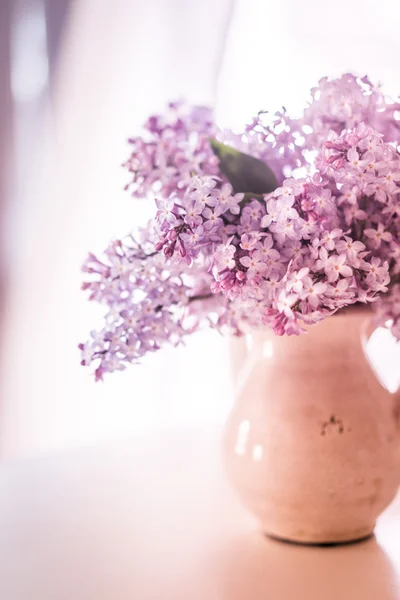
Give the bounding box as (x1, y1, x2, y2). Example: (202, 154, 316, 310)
(0, 428, 399, 599)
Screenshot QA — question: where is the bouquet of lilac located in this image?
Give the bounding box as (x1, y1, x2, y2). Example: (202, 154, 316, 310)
(80, 75, 400, 380)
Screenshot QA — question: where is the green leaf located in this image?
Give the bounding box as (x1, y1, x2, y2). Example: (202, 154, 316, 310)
(209, 138, 279, 195)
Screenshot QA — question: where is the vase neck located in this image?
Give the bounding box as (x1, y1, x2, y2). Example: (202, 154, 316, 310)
(249, 313, 369, 357)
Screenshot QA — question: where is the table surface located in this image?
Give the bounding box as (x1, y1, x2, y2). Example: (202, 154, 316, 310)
(0, 428, 399, 600)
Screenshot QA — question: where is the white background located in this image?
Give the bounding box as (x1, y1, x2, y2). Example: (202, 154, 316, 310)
(1, 0, 400, 458)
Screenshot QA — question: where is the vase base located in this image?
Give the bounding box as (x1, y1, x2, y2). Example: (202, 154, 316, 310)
(264, 527, 375, 547)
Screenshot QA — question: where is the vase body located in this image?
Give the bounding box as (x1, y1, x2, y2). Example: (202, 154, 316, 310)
(224, 313, 400, 544)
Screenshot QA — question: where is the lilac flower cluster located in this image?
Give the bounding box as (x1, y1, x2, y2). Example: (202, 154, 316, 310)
(154, 177, 243, 263)
(79, 231, 225, 381)
(81, 75, 400, 378)
(239, 73, 400, 183)
(123, 102, 219, 199)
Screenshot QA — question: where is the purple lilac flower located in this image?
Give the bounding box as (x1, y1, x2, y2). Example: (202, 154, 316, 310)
(81, 77, 400, 378)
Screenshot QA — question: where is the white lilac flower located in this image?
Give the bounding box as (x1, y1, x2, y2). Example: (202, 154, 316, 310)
(214, 242, 236, 271)
(300, 277, 327, 309)
(288, 268, 310, 293)
(277, 290, 298, 318)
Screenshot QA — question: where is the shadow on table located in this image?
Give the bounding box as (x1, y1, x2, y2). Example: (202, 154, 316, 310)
(215, 532, 399, 600)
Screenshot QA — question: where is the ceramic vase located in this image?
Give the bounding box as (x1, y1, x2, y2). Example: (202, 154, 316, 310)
(224, 312, 400, 544)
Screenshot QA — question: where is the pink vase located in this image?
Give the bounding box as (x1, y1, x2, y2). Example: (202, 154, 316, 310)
(224, 312, 400, 544)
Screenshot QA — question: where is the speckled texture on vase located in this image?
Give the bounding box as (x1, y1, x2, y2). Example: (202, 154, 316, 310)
(224, 313, 400, 544)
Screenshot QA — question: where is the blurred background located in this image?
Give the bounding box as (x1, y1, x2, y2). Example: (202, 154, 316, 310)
(1, 0, 400, 459)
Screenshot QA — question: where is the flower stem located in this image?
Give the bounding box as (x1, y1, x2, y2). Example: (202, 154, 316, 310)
(188, 293, 213, 302)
